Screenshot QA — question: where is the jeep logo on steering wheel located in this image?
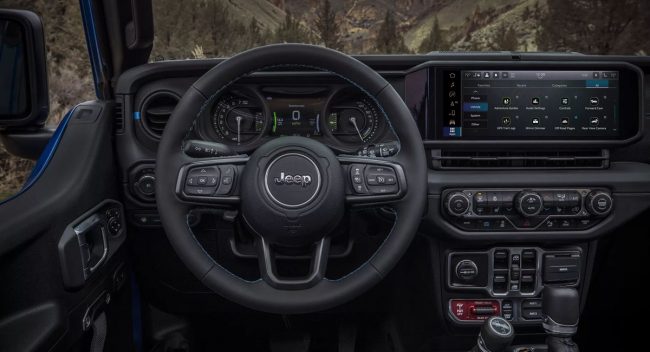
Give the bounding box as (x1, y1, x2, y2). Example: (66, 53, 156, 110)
(274, 172, 312, 187)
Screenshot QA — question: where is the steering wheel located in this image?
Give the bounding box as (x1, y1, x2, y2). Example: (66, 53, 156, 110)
(155, 44, 427, 314)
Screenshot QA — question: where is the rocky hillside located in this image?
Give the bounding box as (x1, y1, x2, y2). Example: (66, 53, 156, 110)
(266, 0, 544, 53)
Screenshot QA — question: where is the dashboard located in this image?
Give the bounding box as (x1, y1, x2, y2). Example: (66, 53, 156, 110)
(115, 54, 650, 333)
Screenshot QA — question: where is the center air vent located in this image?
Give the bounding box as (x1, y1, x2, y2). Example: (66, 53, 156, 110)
(140, 91, 180, 138)
(432, 149, 609, 170)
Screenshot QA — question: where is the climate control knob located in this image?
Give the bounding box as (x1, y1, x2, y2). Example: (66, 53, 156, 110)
(446, 192, 471, 217)
(516, 191, 543, 217)
(585, 191, 613, 216)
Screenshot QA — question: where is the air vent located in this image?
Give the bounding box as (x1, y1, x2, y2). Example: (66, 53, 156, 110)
(140, 91, 179, 137)
(432, 149, 609, 170)
(113, 99, 124, 133)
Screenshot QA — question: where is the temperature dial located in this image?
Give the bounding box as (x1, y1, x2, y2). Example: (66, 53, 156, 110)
(516, 191, 543, 217)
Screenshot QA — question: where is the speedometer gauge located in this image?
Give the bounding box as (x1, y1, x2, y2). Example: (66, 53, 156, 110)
(327, 98, 380, 144)
(212, 94, 265, 145)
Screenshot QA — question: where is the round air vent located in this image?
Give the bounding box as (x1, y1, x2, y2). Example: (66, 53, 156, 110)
(140, 91, 180, 138)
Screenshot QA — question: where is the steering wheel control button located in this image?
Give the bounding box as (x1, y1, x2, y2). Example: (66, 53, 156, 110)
(185, 186, 216, 196)
(455, 260, 479, 281)
(516, 192, 543, 217)
(364, 166, 399, 194)
(264, 153, 322, 208)
(184, 166, 220, 196)
(586, 191, 613, 216)
(350, 164, 368, 194)
(215, 165, 237, 195)
(446, 192, 470, 216)
(189, 166, 220, 177)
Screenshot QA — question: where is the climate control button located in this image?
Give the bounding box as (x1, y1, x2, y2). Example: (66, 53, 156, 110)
(516, 191, 543, 217)
(446, 192, 471, 216)
(585, 191, 613, 216)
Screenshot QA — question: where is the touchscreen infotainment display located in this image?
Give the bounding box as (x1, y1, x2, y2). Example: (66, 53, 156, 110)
(439, 70, 621, 139)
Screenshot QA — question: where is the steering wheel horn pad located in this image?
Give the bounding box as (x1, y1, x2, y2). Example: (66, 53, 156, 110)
(155, 44, 427, 314)
(241, 136, 345, 247)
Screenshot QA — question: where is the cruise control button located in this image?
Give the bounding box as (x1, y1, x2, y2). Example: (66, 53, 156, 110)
(351, 165, 365, 177)
(350, 164, 369, 194)
(367, 174, 389, 185)
(368, 185, 398, 194)
(366, 166, 394, 174)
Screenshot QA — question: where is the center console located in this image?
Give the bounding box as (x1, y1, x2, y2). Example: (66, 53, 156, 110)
(407, 61, 643, 333)
(447, 246, 582, 325)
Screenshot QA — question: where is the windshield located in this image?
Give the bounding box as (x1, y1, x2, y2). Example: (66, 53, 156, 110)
(151, 0, 650, 60)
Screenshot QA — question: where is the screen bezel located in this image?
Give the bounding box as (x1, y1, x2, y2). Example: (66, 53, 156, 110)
(425, 61, 643, 146)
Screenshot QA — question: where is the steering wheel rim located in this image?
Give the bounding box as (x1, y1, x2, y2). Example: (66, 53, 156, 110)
(155, 44, 427, 314)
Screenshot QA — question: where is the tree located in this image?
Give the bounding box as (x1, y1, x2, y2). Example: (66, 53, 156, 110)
(538, 0, 649, 54)
(418, 15, 448, 53)
(274, 11, 313, 43)
(490, 24, 519, 51)
(376, 10, 409, 54)
(316, 0, 342, 50)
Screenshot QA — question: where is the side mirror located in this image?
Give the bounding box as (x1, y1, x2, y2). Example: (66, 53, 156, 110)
(0, 9, 49, 130)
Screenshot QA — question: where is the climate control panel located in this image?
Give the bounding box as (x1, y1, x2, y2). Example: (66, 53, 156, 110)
(443, 188, 613, 231)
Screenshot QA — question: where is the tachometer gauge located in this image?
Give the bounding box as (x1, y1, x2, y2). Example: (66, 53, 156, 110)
(212, 94, 265, 145)
(327, 98, 380, 144)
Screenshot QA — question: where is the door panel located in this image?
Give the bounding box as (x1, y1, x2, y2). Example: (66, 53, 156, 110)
(0, 101, 133, 352)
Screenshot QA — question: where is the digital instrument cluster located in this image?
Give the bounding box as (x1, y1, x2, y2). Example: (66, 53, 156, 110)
(201, 86, 387, 148)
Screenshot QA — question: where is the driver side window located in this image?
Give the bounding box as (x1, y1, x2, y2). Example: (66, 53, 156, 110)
(0, 0, 93, 201)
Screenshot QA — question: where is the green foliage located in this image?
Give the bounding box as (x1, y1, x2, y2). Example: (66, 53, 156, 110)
(376, 11, 409, 54)
(273, 11, 314, 43)
(316, 0, 342, 50)
(490, 24, 519, 51)
(538, 0, 650, 54)
(418, 16, 448, 53)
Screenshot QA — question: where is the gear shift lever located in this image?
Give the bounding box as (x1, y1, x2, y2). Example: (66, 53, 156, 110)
(542, 286, 580, 352)
(469, 316, 514, 352)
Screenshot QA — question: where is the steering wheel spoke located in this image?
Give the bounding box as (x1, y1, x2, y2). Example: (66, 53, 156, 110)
(257, 236, 330, 290)
(175, 156, 249, 205)
(339, 156, 408, 207)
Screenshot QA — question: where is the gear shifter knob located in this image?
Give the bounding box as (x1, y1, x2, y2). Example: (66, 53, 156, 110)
(470, 316, 514, 352)
(542, 286, 580, 336)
